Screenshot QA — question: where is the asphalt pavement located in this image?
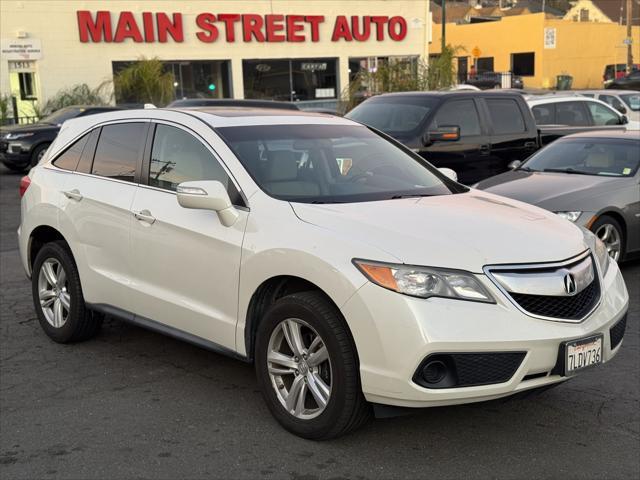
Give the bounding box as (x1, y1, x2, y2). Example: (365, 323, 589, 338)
(1, 165, 638, 480)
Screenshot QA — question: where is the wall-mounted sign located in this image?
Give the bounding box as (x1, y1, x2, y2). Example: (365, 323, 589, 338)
(544, 27, 556, 49)
(76, 11, 408, 44)
(301, 62, 327, 71)
(8, 60, 37, 71)
(472, 46, 481, 58)
(1, 38, 42, 60)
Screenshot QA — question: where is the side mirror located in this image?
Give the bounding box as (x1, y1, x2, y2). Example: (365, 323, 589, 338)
(438, 167, 458, 181)
(426, 125, 460, 143)
(621, 115, 629, 125)
(176, 180, 239, 227)
(508, 160, 522, 170)
(616, 105, 627, 114)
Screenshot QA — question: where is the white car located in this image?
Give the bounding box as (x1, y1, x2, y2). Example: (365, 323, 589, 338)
(575, 90, 640, 124)
(526, 95, 640, 130)
(18, 108, 629, 439)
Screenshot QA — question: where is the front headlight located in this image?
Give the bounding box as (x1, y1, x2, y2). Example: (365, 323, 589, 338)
(555, 211, 582, 222)
(5, 132, 35, 140)
(353, 259, 495, 303)
(594, 235, 611, 274)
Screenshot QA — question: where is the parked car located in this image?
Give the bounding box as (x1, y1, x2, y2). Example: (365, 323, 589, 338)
(475, 131, 640, 262)
(526, 95, 636, 145)
(0, 106, 121, 172)
(576, 90, 640, 123)
(607, 71, 640, 91)
(603, 63, 639, 88)
(19, 108, 628, 439)
(465, 72, 524, 90)
(167, 98, 299, 110)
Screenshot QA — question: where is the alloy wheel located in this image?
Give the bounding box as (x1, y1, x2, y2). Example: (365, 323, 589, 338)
(37, 258, 70, 328)
(596, 223, 621, 261)
(267, 318, 332, 420)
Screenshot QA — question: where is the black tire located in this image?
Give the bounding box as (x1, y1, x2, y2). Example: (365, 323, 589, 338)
(31, 241, 102, 343)
(2, 162, 29, 173)
(29, 143, 50, 169)
(255, 291, 371, 440)
(590, 215, 625, 262)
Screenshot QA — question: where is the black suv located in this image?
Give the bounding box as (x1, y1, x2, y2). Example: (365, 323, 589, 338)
(1, 106, 121, 171)
(346, 91, 539, 184)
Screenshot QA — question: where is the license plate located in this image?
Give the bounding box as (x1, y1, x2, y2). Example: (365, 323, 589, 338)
(565, 335, 603, 375)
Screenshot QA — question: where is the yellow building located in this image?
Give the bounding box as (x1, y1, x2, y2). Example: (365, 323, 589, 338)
(1, 0, 431, 118)
(431, 13, 640, 89)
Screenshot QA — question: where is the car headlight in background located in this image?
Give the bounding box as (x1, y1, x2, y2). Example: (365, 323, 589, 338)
(5, 132, 35, 140)
(593, 235, 611, 274)
(555, 211, 581, 222)
(353, 259, 495, 303)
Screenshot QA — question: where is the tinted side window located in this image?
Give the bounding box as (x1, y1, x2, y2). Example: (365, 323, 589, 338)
(555, 102, 590, 126)
(149, 124, 241, 204)
(485, 98, 526, 134)
(432, 99, 481, 136)
(598, 95, 624, 112)
(52, 132, 90, 171)
(586, 102, 621, 126)
(92, 123, 146, 182)
(532, 105, 555, 125)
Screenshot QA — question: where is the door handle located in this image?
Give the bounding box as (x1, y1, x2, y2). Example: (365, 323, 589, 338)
(133, 209, 156, 225)
(479, 144, 490, 156)
(63, 189, 83, 201)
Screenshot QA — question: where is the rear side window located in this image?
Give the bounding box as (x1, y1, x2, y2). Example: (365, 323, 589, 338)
(555, 102, 590, 126)
(92, 123, 146, 182)
(432, 99, 481, 136)
(532, 105, 554, 124)
(485, 98, 526, 134)
(52, 132, 90, 171)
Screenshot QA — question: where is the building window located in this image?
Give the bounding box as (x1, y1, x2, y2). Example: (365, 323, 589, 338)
(580, 9, 589, 22)
(476, 57, 494, 73)
(243, 58, 338, 102)
(511, 52, 535, 76)
(18, 72, 36, 100)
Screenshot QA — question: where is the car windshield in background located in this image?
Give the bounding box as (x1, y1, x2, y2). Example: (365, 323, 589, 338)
(521, 139, 640, 177)
(216, 124, 462, 203)
(40, 107, 83, 125)
(345, 96, 438, 136)
(620, 94, 640, 111)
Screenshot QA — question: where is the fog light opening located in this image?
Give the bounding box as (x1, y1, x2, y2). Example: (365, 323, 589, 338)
(422, 360, 448, 384)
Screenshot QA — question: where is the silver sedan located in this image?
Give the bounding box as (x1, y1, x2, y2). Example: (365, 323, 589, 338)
(475, 130, 640, 261)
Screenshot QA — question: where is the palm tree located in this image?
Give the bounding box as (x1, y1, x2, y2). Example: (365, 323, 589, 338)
(113, 57, 175, 107)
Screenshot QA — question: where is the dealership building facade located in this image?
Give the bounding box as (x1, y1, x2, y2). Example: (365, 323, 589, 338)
(1, 0, 431, 116)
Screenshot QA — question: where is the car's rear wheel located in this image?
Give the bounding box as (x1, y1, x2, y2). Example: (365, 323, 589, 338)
(255, 291, 370, 439)
(591, 215, 625, 262)
(32, 241, 102, 343)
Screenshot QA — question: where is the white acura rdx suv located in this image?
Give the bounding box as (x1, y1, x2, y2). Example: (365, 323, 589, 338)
(19, 108, 628, 439)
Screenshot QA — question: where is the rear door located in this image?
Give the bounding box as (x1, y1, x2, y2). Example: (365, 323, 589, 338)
(423, 98, 488, 184)
(483, 96, 538, 176)
(128, 121, 248, 349)
(58, 121, 149, 311)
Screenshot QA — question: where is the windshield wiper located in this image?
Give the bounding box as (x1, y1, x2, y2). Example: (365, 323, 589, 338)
(543, 168, 592, 175)
(389, 194, 435, 200)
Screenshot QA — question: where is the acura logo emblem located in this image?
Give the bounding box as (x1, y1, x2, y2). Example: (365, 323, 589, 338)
(564, 273, 577, 295)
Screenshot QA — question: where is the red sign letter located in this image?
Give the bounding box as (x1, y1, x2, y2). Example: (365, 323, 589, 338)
(266, 14, 285, 42)
(218, 14, 240, 42)
(305, 15, 324, 42)
(371, 16, 389, 40)
(196, 13, 219, 43)
(77, 10, 112, 42)
(331, 15, 353, 41)
(114, 12, 143, 43)
(388, 16, 407, 41)
(351, 16, 371, 41)
(286, 15, 305, 42)
(243, 14, 265, 42)
(142, 12, 155, 42)
(156, 13, 183, 42)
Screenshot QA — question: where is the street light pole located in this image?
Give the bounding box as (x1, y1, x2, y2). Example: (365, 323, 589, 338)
(627, 0, 633, 73)
(441, 0, 446, 53)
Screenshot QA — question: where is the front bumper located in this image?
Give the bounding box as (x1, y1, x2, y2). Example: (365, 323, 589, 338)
(0, 141, 31, 168)
(341, 259, 628, 408)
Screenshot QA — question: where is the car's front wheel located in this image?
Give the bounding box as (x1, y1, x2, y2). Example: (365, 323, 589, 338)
(31, 241, 102, 343)
(255, 291, 370, 439)
(591, 215, 625, 261)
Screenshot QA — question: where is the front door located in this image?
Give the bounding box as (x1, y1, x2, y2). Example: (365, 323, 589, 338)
(129, 122, 248, 350)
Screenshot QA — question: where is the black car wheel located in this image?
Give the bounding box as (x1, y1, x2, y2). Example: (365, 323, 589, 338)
(30, 143, 50, 169)
(591, 215, 625, 262)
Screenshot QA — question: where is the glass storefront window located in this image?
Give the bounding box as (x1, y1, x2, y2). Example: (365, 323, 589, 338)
(243, 58, 337, 102)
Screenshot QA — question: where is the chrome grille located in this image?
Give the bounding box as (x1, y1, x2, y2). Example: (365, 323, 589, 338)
(485, 251, 601, 322)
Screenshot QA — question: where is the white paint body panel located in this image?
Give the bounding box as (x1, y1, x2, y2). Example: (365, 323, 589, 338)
(18, 109, 630, 408)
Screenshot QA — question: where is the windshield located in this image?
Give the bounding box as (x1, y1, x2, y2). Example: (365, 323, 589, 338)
(345, 96, 438, 136)
(521, 139, 640, 177)
(620, 94, 640, 111)
(40, 107, 83, 125)
(216, 124, 463, 203)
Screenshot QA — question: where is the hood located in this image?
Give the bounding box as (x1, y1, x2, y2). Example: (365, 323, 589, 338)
(291, 191, 587, 272)
(1, 123, 59, 136)
(475, 170, 623, 211)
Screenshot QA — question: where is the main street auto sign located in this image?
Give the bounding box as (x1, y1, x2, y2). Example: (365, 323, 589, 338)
(1, 38, 43, 60)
